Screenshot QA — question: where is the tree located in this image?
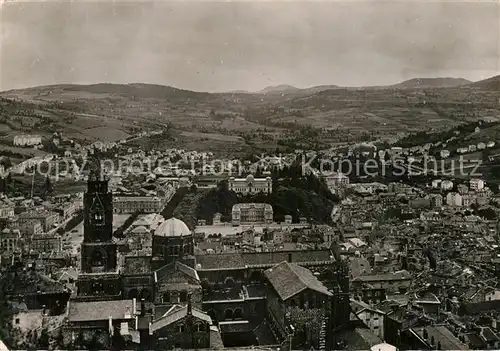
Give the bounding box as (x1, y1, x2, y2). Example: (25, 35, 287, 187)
(85, 334, 100, 351)
(476, 207, 497, 220)
(44, 176, 53, 196)
(38, 329, 49, 349)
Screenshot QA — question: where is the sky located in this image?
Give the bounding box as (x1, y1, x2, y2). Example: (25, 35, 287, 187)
(0, 0, 499, 92)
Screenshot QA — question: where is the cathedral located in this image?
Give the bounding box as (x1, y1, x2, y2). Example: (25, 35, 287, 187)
(71, 171, 351, 349)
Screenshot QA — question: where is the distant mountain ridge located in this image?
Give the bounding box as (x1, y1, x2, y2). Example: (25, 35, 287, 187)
(390, 77, 471, 89)
(258, 84, 301, 93)
(469, 75, 500, 90)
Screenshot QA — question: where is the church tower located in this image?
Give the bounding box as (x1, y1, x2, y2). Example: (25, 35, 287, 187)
(76, 170, 121, 300)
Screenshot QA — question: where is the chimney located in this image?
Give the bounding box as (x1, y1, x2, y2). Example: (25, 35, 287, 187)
(140, 298, 145, 317)
(288, 253, 292, 263)
(187, 294, 192, 315)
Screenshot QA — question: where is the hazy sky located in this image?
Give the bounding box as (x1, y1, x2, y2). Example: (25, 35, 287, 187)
(1, 0, 499, 92)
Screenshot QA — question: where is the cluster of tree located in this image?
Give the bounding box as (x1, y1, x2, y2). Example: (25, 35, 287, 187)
(397, 120, 500, 149)
(0, 149, 31, 160)
(57, 210, 84, 235)
(114, 211, 141, 238)
(195, 184, 335, 225)
(173, 189, 206, 229)
(271, 165, 339, 202)
(160, 187, 190, 219)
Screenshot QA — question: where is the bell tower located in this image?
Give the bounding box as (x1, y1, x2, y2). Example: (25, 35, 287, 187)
(76, 169, 121, 300)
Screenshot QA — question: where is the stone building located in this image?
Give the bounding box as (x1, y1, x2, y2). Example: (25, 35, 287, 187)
(113, 196, 165, 214)
(265, 261, 333, 349)
(76, 172, 121, 300)
(13, 134, 42, 147)
(231, 203, 273, 225)
(152, 217, 194, 268)
(30, 233, 62, 254)
(149, 300, 218, 349)
(228, 174, 272, 195)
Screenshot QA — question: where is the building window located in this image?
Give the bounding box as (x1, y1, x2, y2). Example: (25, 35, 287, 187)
(180, 291, 188, 302)
(224, 309, 233, 320)
(177, 323, 185, 333)
(163, 293, 170, 303)
(15, 318, 20, 325)
(196, 323, 204, 332)
(234, 308, 243, 319)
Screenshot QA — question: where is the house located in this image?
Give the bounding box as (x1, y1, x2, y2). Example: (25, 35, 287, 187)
(0, 228, 21, 256)
(352, 271, 411, 294)
(10, 302, 44, 333)
(264, 261, 333, 349)
(470, 179, 485, 191)
(440, 150, 450, 159)
(351, 299, 385, 339)
(149, 301, 221, 349)
(63, 299, 138, 347)
(18, 210, 59, 231)
(420, 211, 440, 222)
(429, 194, 443, 208)
(446, 192, 463, 207)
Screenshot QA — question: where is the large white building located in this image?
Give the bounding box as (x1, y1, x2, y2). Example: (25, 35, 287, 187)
(228, 174, 272, 195)
(231, 203, 273, 225)
(13, 134, 42, 147)
(469, 178, 485, 191)
(446, 192, 463, 207)
(323, 172, 349, 187)
(113, 196, 165, 214)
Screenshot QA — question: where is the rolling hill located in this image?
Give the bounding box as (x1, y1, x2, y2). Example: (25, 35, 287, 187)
(390, 77, 471, 89)
(259, 84, 301, 94)
(469, 75, 500, 91)
(0, 74, 499, 152)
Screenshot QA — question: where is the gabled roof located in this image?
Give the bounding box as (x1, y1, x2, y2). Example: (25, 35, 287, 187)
(68, 299, 135, 322)
(150, 304, 211, 332)
(264, 261, 332, 301)
(154, 261, 200, 283)
(195, 249, 334, 270)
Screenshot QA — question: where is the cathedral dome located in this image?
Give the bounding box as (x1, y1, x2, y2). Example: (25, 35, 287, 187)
(154, 217, 191, 237)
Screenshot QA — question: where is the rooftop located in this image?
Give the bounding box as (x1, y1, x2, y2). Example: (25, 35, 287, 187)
(264, 261, 332, 301)
(68, 299, 136, 322)
(195, 249, 334, 270)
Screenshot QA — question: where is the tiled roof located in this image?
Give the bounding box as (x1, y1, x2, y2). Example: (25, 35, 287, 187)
(195, 249, 334, 270)
(465, 332, 487, 349)
(150, 304, 211, 332)
(264, 261, 332, 301)
(353, 270, 411, 282)
(154, 261, 200, 282)
(68, 299, 135, 322)
(413, 325, 468, 350)
(481, 327, 500, 342)
(1, 269, 67, 296)
(123, 256, 152, 275)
